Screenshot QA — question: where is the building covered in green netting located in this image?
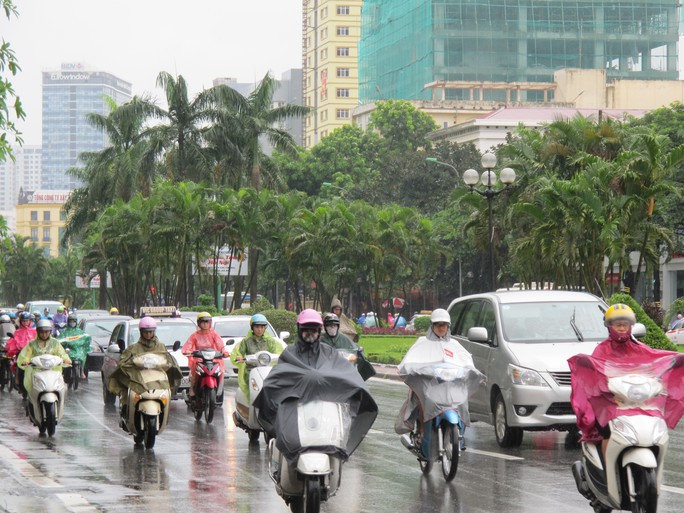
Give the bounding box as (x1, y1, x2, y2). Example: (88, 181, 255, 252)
(358, 0, 680, 103)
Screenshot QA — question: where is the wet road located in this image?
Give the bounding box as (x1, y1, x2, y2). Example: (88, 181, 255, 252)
(0, 377, 682, 513)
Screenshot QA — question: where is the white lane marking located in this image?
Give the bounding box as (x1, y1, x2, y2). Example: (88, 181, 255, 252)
(0, 444, 61, 488)
(56, 493, 100, 512)
(364, 430, 525, 461)
(662, 484, 684, 495)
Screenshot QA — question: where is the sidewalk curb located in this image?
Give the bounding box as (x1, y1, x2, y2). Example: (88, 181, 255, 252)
(370, 363, 402, 381)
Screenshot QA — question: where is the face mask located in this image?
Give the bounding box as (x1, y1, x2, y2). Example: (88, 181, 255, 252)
(301, 329, 319, 344)
(325, 325, 339, 337)
(608, 326, 632, 343)
(68, 321, 77, 328)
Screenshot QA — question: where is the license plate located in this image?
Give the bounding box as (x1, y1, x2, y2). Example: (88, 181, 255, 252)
(180, 377, 190, 388)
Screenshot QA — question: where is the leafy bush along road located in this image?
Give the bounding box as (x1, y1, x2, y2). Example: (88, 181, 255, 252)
(361, 335, 416, 364)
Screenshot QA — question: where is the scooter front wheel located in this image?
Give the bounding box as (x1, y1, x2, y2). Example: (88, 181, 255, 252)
(441, 423, 460, 481)
(73, 361, 81, 391)
(629, 465, 657, 513)
(303, 477, 321, 513)
(143, 414, 157, 449)
(205, 387, 216, 424)
(44, 402, 57, 437)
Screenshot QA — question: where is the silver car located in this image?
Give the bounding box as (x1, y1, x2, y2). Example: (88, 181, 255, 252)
(211, 315, 289, 376)
(447, 290, 608, 448)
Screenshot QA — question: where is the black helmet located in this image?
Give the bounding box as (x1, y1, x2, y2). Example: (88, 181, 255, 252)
(323, 313, 340, 326)
(19, 312, 32, 321)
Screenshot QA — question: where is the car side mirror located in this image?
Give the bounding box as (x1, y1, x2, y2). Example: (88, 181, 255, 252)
(467, 327, 489, 343)
(632, 322, 646, 339)
(108, 343, 121, 354)
(172, 340, 181, 351)
(280, 331, 291, 341)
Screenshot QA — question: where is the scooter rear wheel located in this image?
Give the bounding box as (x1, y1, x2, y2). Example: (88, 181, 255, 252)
(441, 423, 460, 481)
(72, 361, 80, 391)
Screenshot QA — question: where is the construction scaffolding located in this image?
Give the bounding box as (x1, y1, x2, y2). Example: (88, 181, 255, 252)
(359, 0, 680, 103)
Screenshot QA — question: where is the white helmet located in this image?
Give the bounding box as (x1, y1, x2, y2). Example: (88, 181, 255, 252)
(430, 309, 450, 324)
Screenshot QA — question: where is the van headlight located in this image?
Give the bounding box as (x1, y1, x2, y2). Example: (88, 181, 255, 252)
(508, 364, 549, 387)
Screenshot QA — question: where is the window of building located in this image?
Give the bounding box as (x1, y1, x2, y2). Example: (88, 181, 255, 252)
(43, 211, 51, 221)
(320, 90, 328, 100)
(320, 6, 327, 19)
(321, 48, 328, 60)
(43, 228, 51, 242)
(321, 130, 328, 138)
(60, 210, 67, 221)
(443, 121, 449, 128)
(321, 28, 328, 40)
(337, 47, 350, 57)
(31, 228, 38, 241)
(336, 109, 350, 119)
(337, 68, 350, 77)
(337, 88, 350, 98)
(337, 6, 350, 15)
(31, 211, 38, 221)
(337, 26, 349, 36)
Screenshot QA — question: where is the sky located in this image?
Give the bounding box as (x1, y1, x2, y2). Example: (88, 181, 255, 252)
(2, 0, 303, 146)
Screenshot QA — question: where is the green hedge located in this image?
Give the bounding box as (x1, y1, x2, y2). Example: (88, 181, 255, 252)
(414, 316, 431, 333)
(608, 293, 676, 351)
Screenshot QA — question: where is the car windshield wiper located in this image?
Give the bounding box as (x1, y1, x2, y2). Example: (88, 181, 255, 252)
(570, 308, 583, 341)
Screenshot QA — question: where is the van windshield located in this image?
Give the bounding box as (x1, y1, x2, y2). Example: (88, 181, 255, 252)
(501, 301, 606, 343)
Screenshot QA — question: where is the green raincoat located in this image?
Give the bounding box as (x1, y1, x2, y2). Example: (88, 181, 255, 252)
(57, 327, 92, 365)
(17, 336, 71, 391)
(230, 330, 282, 398)
(107, 336, 182, 396)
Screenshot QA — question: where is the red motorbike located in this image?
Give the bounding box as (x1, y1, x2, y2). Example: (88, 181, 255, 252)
(189, 348, 226, 424)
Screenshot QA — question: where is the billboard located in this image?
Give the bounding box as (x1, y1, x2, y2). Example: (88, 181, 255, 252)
(199, 247, 249, 276)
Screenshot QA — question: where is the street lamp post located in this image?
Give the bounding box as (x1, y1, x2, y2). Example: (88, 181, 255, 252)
(462, 153, 516, 291)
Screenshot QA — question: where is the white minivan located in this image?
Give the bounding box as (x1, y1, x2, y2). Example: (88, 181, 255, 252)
(446, 290, 609, 448)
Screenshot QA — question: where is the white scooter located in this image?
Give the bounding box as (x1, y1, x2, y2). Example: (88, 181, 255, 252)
(232, 350, 279, 442)
(120, 353, 172, 449)
(267, 400, 348, 513)
(572, 372, 669, 513)
(25, 354, 67, 436)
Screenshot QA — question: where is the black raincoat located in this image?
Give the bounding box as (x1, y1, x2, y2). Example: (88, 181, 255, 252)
(254, 335, 378, 465)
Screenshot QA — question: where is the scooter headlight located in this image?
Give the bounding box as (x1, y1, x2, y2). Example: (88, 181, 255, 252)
(33, 375, 48, 391)
(611, 418, 639, 445)
(652, 419, 668, 445)
(257, 353, 272, 366)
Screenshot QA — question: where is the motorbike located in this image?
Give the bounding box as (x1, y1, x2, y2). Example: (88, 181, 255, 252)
(570, 354, 684, 513)
(59, 334, 90, 390)
(188, 348, 227, 424)
(233, 350, 279, 442)
(0, 335, 14, 392)
(25, 354, 68, 436)
(395, 337, 484, 482)
(119, 353, 173, 449)
(254, 351, 378, 513)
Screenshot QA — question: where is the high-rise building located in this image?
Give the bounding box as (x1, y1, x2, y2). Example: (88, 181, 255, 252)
(213, 77, 255, 97)
(267, 69, 304, 153)
(359, 0, 679, 103)
(0, 145, 41, 231)
(42, 63, 132, 190)
(302, 0, 363, 148)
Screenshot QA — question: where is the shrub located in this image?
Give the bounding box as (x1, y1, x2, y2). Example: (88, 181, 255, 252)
(608, 293, 676, 351)
(414, 315, 431, 333)
(197, 294, 214, 307)
(362, 326, 417, 335)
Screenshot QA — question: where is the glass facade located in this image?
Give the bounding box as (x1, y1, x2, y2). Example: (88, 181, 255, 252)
(42, 65, 132, 190)
(359, 0, 679, 102)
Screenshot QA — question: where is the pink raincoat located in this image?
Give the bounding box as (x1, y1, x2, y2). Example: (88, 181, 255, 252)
(181, 329, 225, 383)
(6, 326, 36, 357)
(569, 337, 684, 442)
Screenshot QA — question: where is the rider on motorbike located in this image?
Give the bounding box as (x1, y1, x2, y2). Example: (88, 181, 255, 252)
(181, 311, 226, 403)
(17, 319, 72, 392)
(52, 305, 68, 335)
(230, 313, 282, 399)
(0, 314, 15, 339)
(320, 313, 357, 356)
(7, 312, 36, 357)
(569, 303, 684, 449)
(395, 309, 479, 452)
(107, 316, 181, 401)
(57, 313, 92, 378)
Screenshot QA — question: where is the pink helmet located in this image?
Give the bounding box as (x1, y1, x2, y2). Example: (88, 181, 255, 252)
(139, 317, 157, 331)
(297, 309, 323, 326)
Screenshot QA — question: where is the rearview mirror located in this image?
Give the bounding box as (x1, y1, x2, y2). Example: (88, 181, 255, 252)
(280, 331, 291, 341)
(467, 327, 489, 343)
(632, 322, 646, 339)
(173, 340, 181, 351)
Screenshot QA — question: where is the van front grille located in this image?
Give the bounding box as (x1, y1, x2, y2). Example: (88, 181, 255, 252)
(548, 371, 572, 387)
